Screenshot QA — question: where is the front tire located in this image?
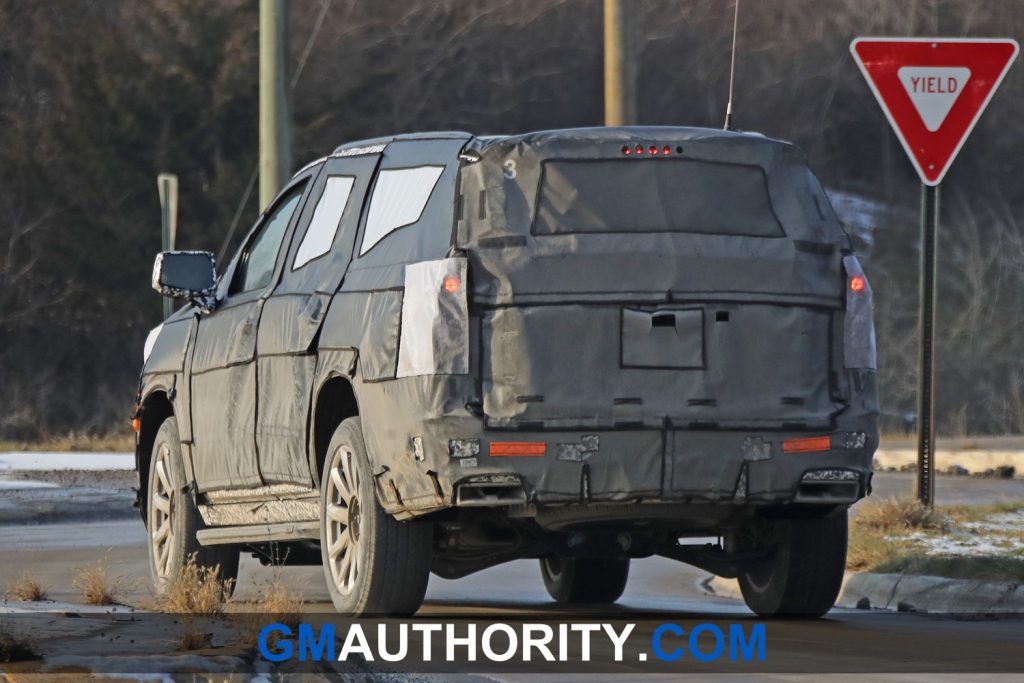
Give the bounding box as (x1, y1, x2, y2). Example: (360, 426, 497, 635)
(147, 416, 239, 596)
(540, 557, 630, 604)
(737, 511, 848, 617)
(319, 417, 432, 615)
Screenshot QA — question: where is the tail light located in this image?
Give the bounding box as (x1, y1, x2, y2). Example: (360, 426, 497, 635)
(783, 435, 832, 453)
(842, 256, 876, 369)
(397, 257, 469, 377)
(490, 441, 547, 457)
(442, 275, 462, 294)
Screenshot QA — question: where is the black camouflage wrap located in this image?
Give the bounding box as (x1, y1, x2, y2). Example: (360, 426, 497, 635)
(137, 127, 878, 524)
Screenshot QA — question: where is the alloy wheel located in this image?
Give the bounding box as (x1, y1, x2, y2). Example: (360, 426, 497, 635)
(150, 443, 176, 580)
(325, 445, 362, 594)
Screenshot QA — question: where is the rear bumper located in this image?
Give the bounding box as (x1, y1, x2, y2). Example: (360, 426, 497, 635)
(404, 412, 878, 515)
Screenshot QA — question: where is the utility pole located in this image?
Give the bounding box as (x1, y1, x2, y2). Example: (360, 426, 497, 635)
(157, 173, 178, 320)
(260, 0, 292, 210)
(603, 0, 636, 126)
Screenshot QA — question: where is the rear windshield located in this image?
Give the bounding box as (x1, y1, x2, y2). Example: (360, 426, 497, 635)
(533, 158, 784, 237)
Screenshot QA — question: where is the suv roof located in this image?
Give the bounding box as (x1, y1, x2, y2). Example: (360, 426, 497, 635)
(331, 131, 472, 154)
(330, 126, 790, 156)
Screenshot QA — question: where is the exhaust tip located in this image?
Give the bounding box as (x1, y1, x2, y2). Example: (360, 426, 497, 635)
(795, 468, 861, 503)
(455, 475, 527, 507)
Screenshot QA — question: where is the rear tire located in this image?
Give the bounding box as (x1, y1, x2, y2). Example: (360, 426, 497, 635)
(737, 511, 848, 617)
(147, 416, 239, 596)
(539, 557, 630, 604)
(319, 417, 433, 615)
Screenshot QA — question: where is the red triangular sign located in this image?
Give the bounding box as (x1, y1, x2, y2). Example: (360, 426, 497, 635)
(851, 38, 1019, 185)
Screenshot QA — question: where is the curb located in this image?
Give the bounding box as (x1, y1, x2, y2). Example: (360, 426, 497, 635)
(840, 572, 1024, 614)
(707, 572, 1024, 614)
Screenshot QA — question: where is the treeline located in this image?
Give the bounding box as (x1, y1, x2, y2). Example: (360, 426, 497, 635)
(1, 0, 1023, 439)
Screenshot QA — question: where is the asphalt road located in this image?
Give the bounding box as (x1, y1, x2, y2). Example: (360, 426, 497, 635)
(4, 527, 1023, 676)
(2, 471, 1023, 676)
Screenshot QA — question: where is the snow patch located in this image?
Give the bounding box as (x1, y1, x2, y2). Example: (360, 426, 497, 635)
(0, 452, 133, 471)
(891, 510, 1024, 557)
(0, 478, 59, 490)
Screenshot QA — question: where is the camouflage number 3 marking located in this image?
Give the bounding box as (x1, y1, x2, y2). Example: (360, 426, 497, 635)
(503, 160, 517, 179)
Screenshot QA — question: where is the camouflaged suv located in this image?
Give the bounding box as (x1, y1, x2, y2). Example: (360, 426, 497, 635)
(137, 126, 878, 616)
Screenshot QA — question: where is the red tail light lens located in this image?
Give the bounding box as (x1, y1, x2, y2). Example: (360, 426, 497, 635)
(442, 275, 461, 293)
(849, 275, 866, 293)
(490, 441, 547, 457)
(783, 435, 832, 453)
(635, 144, 645, 155)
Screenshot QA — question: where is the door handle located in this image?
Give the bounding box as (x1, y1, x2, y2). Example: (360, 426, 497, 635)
(651, 312, 676, 328)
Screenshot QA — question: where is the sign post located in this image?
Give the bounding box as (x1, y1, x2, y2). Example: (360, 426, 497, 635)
(157, 173, 179, 320)
(917, 183, 939, 507)
(850, 37, 1018, 507)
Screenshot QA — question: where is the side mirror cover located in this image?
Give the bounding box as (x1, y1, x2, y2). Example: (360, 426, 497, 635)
(152, 251, 217, 312)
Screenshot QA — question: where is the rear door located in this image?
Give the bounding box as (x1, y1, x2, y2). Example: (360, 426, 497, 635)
(255, 152, 380, 485)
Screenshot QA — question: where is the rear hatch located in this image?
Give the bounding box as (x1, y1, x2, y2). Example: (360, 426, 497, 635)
(456, 127, 851, 431)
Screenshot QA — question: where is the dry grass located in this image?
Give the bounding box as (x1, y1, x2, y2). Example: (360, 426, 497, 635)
(146, 554, 236, 651)
(848, 497, 950, 571)
(942, 500, 1024, 523)
(854, 496, 951, 533)
(0, 431, 134, 453)
(157, 554, 234, 616)
(73, 558, 127, 605)
(233, 568, 306, 648)
(5, 573, 48, 602)
(0, 629, 40, 663)
(259, 568, 305, 623)
(846, 526, 904, 572)
(848, 497, 1024, 579)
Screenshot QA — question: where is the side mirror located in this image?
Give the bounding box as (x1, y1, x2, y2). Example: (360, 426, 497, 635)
(152, 251, 217, 311)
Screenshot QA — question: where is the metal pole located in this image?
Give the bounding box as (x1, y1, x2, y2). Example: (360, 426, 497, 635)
(916, 183, 939, 508)
(260, 0, 292, 210)
(160, 180, 172, 320)
(603, 0, 636, 126)
(157, 173, 178, 320)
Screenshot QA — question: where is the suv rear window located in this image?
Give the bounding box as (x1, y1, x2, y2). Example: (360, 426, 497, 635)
(533, 158, 784, 237)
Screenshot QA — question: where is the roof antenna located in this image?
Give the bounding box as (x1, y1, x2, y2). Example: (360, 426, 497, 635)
(723, 0, 740, 130)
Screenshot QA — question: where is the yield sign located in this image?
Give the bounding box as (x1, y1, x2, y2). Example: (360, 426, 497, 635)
(850, 38, 1019, 185)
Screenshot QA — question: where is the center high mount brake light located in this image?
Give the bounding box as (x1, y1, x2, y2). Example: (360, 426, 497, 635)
(621, 144, 679, 157)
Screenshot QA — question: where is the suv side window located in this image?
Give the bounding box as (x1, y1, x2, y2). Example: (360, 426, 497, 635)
(231, 186, 304, 294)
(359, 166, 444, 255)
(346, 139, 466, 273)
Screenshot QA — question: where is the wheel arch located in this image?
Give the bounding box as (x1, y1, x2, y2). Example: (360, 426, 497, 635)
(136, 387, 175, 525)
(310, 374, 361, 487)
